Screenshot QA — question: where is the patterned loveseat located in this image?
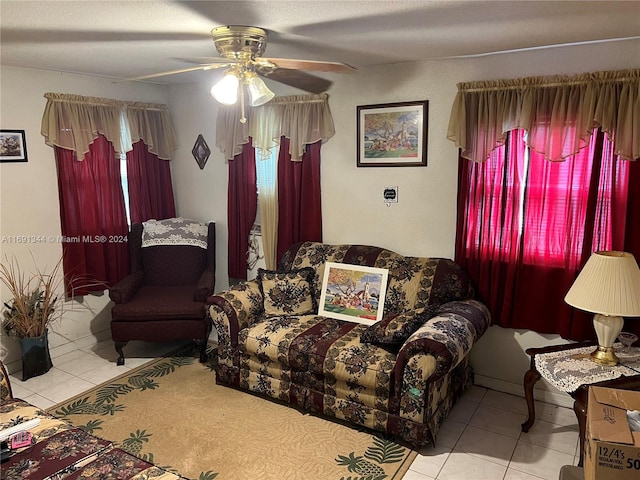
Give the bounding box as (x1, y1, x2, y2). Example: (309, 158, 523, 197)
(208, 242, 490, 447)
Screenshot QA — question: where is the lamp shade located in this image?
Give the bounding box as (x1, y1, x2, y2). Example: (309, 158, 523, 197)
(210, 72, 239, 105)
(565, 251, 640, 317)
(247, 75, 275, 107)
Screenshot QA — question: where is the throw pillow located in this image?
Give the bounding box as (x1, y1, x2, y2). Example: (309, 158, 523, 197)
(360, 304, 440, 346)
(257, 267, 316, 316)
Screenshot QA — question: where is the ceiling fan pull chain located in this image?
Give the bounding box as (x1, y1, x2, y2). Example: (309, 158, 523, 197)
(240, 80, 247, 124)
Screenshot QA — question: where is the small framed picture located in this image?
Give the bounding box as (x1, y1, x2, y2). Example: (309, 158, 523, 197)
(319, 262, 389, 324)
(357, 100, 428, 167)
(0, 130, 28, 163)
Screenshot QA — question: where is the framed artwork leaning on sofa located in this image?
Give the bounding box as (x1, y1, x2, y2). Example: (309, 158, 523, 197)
(319, 262, 389, 324)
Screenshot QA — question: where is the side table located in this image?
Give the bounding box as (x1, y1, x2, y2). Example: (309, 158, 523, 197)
(521, 340, 640, 466)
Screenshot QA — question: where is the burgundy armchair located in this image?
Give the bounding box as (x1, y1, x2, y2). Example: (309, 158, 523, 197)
(109, 221, 215, 365)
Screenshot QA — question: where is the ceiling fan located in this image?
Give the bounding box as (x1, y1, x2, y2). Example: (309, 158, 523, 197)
(132, 25, 356, 112)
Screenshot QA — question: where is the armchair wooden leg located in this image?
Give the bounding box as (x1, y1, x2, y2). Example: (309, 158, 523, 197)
(115, 341, 128, 366)
(195, 339, 208, 363)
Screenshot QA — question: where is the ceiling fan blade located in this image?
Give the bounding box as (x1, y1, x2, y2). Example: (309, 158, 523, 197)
(259, 68, 333, 94)
(261, 58, 356, 73)
(0, 27, 211, 45)
(175, 57, 240, 66)
(129, 64, 227, 81)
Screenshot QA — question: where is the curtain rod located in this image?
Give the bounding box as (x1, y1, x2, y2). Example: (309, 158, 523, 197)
(460, 78, 638, 93)
(268, 93, 330, 105)
(44, 93, 169, 111)
(457, 71, 639, 93)
(269, 99, 328, 104)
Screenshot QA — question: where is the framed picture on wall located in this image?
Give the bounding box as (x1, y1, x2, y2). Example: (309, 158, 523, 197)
(0, 130, 28, 163)
(357, 100, 428, 167)
(318, 262, 389, 324)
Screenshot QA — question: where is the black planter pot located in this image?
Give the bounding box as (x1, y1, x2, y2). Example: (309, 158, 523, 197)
(19, 329, 53, 381)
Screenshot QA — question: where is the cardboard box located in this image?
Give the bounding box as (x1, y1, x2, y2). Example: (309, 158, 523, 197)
(585, 386, 640, 480)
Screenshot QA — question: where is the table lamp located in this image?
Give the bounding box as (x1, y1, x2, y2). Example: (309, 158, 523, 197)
(564, 251, 640, 366)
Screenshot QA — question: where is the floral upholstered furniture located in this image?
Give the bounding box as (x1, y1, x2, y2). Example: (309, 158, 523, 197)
(0, 361, 185, 479)
(208, 242, 490, 447)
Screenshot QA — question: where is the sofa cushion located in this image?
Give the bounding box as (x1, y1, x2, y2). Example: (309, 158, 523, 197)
(280, 243, 475, 317)
(360, 305, 440, 346)
(240, 315, 397, 391)
(111, 285, 205, 321)
(257, 267, 316, 316)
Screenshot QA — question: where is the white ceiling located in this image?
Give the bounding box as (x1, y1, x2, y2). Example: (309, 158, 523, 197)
(1, 0, 639, 89)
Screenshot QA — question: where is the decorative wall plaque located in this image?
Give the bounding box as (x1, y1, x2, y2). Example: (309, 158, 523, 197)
(192, 134, 211, 170)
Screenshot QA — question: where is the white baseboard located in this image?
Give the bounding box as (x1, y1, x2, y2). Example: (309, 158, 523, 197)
(474, 373, 574, 409)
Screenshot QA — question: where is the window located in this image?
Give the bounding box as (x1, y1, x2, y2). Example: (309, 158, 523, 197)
(463, 129, 626, 269)
(254, 148, 278, 226)
(455, 128, 631, 338)
(120, 154, 131, 225)
(256, 149, 278, 194)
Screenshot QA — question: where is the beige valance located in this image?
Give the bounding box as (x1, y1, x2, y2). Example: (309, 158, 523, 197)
(41, 93, 176, 160)
(447, 69, 640, 162)
(216, 93, 335, 161)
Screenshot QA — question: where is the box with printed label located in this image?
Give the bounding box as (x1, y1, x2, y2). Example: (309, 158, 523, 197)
(585, 386, 640, 480)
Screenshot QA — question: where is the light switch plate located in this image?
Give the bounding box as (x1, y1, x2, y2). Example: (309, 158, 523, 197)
(383, 186, 398, 204)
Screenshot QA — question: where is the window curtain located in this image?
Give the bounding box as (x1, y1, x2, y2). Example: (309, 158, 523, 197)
(216, 93, 335, 162)
(447, 69, 640, 163)
(126, 140, 176, 224)
(54, 135, 130, 296)
(41, 93, 177, 294)
(217, 93, 333, 271)
(227, 141, 257, 280)
(41, 93, 176, 160)
(276, 137, 323, 262)
(455, 129, 638, 340)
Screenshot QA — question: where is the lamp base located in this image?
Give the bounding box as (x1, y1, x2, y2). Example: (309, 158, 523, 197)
(590, 314, 624, 366)
(590, 345, 619, 366)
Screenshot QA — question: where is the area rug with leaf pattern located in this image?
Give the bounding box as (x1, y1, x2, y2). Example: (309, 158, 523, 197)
(47, 344, 417, 480)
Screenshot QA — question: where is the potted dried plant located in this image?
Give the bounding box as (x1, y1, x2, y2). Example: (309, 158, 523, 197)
(1, 257, 63, 380)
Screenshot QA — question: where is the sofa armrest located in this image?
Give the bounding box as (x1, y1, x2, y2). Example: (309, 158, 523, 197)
(0, 360, 13, 402)
(207, 281, 264, 384)
(395, 299, 490, 382)
(194, 269, 216, 302)
(392, 299, 491, 422)
(207, 280, 264, 342)
(108, 271, 144, 304)
(391, 299, 490, 419)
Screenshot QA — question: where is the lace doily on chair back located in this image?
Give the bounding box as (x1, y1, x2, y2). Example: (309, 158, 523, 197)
(142, 217, 208, 249)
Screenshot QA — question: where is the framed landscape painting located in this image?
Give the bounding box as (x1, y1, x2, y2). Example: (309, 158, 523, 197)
(319, 262, 389, 324)
(0, 130, 28, 163)
(357, 100, 428, 167)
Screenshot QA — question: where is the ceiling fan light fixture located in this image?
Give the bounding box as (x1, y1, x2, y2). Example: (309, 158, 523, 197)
(210, 71, 239, 105)
(247, 74, 275, 107)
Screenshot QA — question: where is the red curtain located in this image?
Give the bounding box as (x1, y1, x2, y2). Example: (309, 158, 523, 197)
(125, 140, 176, 224)
(456, 129, 637, 340)
(624, 159, 640, 261)
(227, 141, 257, 280)
(276, 137, 323, 262)
(54, 135, 130, 296)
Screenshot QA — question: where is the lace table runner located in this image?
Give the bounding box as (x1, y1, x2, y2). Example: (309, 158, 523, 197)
(534, 344, 640, 393)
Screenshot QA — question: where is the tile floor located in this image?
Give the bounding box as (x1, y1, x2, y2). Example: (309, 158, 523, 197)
(8, 339, 578, 480)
